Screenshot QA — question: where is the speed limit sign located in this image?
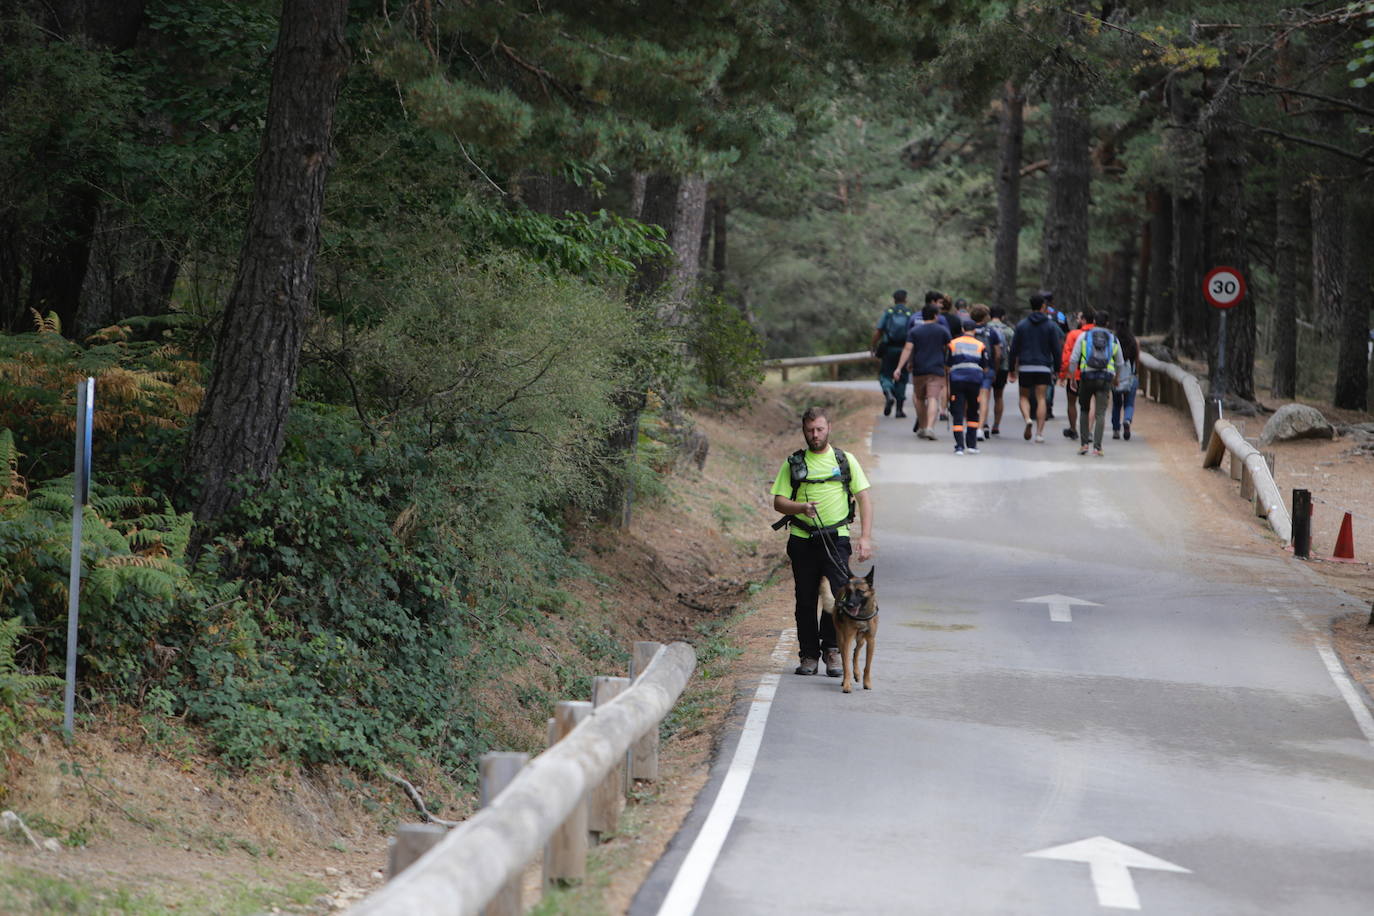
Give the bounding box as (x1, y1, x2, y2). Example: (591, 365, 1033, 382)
(1203, 266, 1246, 309)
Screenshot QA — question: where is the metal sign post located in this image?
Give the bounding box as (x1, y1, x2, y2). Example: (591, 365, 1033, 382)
(63, 377, 94, 739)
(1203, 266, 1246, 400)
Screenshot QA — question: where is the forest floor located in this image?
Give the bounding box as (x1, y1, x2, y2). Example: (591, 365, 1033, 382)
(2, 375, 1371, 916)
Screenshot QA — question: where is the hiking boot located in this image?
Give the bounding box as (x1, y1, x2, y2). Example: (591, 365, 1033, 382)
(1024, 421, 1033, 441)
(1123, 421, 1131, 440)
(795, 657, 819, 676)
(823, 648, 842, 677)
(883, 396, 894, 416)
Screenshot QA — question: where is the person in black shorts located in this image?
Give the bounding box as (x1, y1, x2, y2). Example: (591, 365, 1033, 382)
(1009, 293, 1061, 442)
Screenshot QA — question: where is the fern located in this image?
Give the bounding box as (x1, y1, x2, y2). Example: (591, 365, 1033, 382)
(0, 617, 63, 755)
(0, 428, 24, 499)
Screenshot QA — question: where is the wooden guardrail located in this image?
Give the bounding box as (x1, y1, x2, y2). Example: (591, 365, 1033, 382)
(349, 640, 696, 916)
(1203, 420, 1292, 544)
(764, 350, 877, 382)
(1137, 351, 1291, 545)
(1137, 352, 1205, 444)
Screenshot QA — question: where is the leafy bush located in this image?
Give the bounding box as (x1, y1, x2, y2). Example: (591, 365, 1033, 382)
(682, 293, 764, 409)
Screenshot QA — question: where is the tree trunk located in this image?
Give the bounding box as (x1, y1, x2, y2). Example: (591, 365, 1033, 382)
(1168, 79, 1205, 354)
(28, 0, 147, 336)
(1202, 83, 1254, 400)
(1334, 186, 1371, 410)
(1145, 189, 1173, 335)
(1311, 181, 1345, 337)
(74, 203, 179, 338)
(185, 0, 349, 527)
(1110, 234, 1134, 328)
(994, 80, 1024, 314)
(1041, 70, 1091, 313)
(711, 193, 727, 295)
(1132, 210, 1151, 336)
(1272, 170, 1301, 399)
(633, 173, 709, 320)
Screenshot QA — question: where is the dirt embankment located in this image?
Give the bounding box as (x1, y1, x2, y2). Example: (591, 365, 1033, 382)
(0, 386, 873, 914)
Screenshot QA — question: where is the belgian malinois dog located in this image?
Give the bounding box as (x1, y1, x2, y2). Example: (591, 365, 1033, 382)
(819, 567, 877, 693)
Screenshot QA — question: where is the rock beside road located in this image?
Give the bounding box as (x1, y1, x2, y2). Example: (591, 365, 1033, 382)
(1260, 403, 1335, 445)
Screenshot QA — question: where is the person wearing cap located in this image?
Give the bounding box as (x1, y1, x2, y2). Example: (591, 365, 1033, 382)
(871, 289, 914, 418)
(945, 317, 990, 455)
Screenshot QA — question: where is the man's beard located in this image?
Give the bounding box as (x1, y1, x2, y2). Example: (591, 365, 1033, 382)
(807, 432, 828, 452)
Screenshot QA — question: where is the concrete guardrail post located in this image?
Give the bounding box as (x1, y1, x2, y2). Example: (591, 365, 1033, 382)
(544, 701, 592, 887)
(478, 752, 530, 916)
(1254, 451, 1276, 517)
(588, 676, 631, 841)
(629, 641, 664, 781)
(388, 824, 447, 880)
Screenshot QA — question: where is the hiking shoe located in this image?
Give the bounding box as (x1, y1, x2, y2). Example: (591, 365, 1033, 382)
(822, 649, 842, 677)
(954, 447, 964, 456)
(795, 657, 819, 676)
(895, 407, 907, 418)
(966, 446, 980, 455)
(1078, 445, 1089, 455)
(1112, 429, 1120, 439)
(1034, 434, 1045, 443)
(992, 427, 1000, 436)
(1123, 421, 1131, 440)
(883, 396, 894, 416)
(1062, 428, 1076, 438)
(1094, 448, 1105, 457)
(1024, 422, 1033, 441)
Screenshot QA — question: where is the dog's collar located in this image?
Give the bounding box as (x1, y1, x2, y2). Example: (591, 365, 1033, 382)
(839, 601, 877, 622)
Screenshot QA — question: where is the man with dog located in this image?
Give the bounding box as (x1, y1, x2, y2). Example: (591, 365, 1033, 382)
(771, 407, 873, 677)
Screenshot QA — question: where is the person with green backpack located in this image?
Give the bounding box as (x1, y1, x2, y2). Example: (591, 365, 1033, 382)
(1067, 310, 1125, 456)
(871, 289, 914, 417)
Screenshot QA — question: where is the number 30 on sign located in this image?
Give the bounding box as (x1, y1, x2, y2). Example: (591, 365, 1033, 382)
(1203, 266, 1246, 309)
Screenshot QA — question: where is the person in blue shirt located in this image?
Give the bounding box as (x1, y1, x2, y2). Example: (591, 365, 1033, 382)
(946, 318, 991, 455)
(894, 303, 952, 440)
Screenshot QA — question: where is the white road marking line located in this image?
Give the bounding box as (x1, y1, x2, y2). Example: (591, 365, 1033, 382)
(655, 630, 791, 916)
(1284, 606, 1374, 748)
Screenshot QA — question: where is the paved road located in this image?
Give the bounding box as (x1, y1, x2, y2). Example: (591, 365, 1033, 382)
(633, 392, 1374, 915)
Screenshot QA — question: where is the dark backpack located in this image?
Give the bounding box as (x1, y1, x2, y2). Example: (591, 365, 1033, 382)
(883, 306, 913, 347)
(973, 324, 997, 361)
(770, 447, 855, 532)
(1082, 328, 1115, 376)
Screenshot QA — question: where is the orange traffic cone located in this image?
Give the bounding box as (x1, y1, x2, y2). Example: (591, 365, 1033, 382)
(1333, 511, 1356, 560)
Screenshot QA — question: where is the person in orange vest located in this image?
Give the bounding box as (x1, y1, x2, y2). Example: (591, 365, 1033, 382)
(1058, 307, 1099, 440)
(946, 318, 990, 455)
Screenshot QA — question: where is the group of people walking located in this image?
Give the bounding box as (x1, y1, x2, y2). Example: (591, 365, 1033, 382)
(873, 289, 1141, 456)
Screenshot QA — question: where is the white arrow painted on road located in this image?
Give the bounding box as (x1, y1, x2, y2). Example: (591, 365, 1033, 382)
(1025, 836, 1191, 910)
(1018, 593, 1101, 623)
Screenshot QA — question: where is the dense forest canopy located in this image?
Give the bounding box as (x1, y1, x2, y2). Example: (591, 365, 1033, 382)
(1, 1, 1371, 776)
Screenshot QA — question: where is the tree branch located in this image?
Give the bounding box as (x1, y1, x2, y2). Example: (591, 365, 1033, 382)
(1240, 79, 1374, 120)
(1243, 123, 1374, 165)
(383, 770, 460, 828)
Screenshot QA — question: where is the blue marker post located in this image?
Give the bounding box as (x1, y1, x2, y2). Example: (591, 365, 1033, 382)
(63, 377, 94, 739)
